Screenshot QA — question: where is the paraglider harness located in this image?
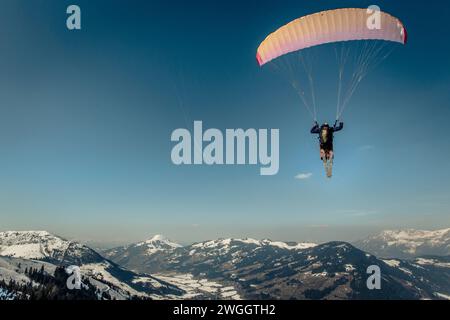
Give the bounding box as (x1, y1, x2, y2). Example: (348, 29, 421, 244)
(311, 121, 343, 178)
(319, 125, 334, 152)
(311, 121, 344, 152)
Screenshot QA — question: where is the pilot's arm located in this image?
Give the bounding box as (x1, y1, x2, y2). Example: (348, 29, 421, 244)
(310, 122, 320, 134)
(333, 122, 344, 132)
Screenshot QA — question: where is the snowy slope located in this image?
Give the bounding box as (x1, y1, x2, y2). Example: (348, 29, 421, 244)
(104, 234, 182, 259)
(191, 238, 317, 251)
(135, 235, 182, 254)
(162, 241, 450, 300)
(103, 236, 316, 274)
(0, 231, 103, 264)
(102, 235, 185, 273)
(105, 235, 450, 300)
(0, 231, 65, 259)
(0, 231, 188, 300)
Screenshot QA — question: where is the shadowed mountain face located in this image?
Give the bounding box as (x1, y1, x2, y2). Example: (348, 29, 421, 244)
(353, 228, 450, 259)
(104, 237, 450, 300)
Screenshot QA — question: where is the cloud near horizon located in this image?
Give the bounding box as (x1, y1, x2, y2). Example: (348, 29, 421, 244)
(295, 173, 313, 180)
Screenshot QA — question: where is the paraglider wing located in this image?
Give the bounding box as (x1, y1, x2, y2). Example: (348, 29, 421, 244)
(256, 8, 407, 66)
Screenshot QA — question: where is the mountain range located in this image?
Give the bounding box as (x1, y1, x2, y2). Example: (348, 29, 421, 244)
(0, 231, 185, 300)
(353, 228, 450, 259)
(1, 229, 449, 300)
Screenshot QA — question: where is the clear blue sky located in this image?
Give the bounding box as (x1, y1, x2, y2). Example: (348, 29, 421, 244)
(0, 0, 449, 245)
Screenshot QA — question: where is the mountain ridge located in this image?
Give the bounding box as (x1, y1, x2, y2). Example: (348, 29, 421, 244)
(104, 234, 450, 300)
(0, 231, 187, 300)
(353, 228, 450, 259)
(2, 229, 450, 300)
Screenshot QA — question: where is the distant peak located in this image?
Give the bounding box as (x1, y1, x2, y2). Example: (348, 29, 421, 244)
(378, 228, 450, 239)
(148, 234, 167, 241)
(137, 234, 182, 251)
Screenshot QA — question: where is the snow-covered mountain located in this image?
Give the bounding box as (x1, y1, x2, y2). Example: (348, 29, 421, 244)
(102, 235, 184, 274)
(104, 236, 450, 300)
(103, 236, 316, 274)
(137, 234, 183, 253)
(0, 255, 188, 300)
(3, 231, 450, 300)
(0, 231, 186, 300)
(0, 231, 104, 265)
(190, 238, 317, 251)
(0, 231, 69, 259)
(107, 234, 182, 257)
(353, 228, 450, 259)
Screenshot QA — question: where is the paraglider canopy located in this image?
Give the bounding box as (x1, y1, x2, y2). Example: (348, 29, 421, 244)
(256, 8, 407, 122)
(257, 8, 407, 66)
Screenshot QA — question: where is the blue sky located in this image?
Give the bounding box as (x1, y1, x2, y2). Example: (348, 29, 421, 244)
(0, 0, 449, 245)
